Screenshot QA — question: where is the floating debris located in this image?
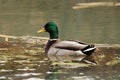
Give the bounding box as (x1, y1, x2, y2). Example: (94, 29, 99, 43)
(73, 2, 120, 9)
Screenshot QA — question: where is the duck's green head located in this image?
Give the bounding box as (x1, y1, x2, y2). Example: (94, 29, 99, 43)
(37, 22, 59, 39)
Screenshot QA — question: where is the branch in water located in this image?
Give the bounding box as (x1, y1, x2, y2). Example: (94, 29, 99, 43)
(72, 2, 120, 9)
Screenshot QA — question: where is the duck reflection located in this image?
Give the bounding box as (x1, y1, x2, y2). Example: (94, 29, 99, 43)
(47, 53, 97, 68)
(48, 54, 85, 62)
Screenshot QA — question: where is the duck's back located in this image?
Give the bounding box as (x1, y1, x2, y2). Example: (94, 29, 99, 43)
(54, 40, 88, 50)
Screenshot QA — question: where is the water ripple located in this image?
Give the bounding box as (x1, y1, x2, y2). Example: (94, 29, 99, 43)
(15, 73, 41, 77)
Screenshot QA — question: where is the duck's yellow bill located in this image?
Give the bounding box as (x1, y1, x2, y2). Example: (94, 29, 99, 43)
(37, 28, 46, 33)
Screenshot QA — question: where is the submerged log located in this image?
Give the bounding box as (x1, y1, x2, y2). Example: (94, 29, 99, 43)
(73, 2, 120, 9)
(0, 34, 48, 44)
(0, 34, 119, 66)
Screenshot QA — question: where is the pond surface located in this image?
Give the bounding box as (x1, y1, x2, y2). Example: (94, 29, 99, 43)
(0, 0, 120, 44)
(0, 0, 120, 80)
(0, 52, 120, 80)
(0, 42, 120, 80)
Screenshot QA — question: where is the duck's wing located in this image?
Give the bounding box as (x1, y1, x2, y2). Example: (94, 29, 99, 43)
(54, 40, 89, 51)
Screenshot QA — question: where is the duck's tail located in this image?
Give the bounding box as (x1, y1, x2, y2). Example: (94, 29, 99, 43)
(81, 44, 96, 56)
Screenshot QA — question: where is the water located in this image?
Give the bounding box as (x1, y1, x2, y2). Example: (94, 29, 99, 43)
(0, 0, 120, 80)
(0, 0, 120, 43)
(0, 41, 119, 80)
(0, 50, 120, 80)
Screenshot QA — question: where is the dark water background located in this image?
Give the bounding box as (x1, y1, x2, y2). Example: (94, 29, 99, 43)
(0, 0, 120, 44)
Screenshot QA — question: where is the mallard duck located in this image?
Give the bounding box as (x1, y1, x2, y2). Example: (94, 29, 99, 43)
(37, 22, 96, 57)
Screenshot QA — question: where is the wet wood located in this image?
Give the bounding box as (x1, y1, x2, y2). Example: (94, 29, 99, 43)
(0, 34, 120, 50)
(72, 2, 120, 9)
(0, 34, 119, 66)
(0, 34, 48, 42)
